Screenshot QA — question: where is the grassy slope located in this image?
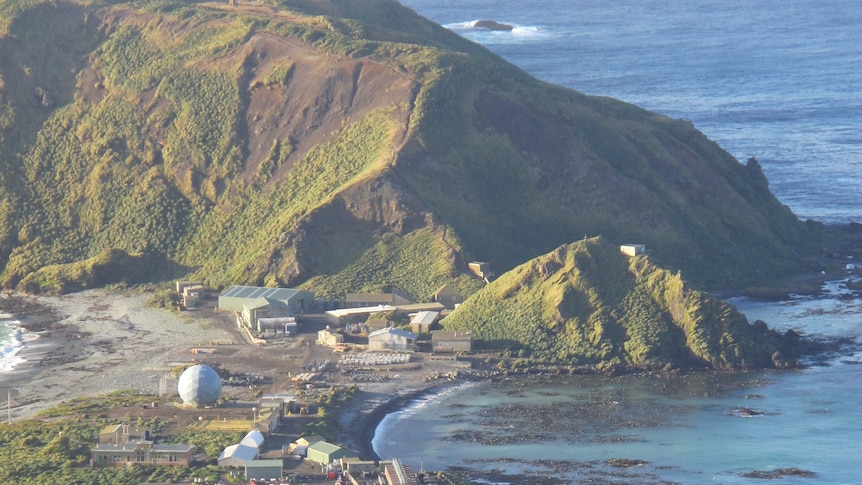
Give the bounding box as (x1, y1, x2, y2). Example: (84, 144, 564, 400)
(395, 72, 821, 289)
(442, 237, 793, 369)
(0, 0, 828, 303)
(0, 0, 473, 299)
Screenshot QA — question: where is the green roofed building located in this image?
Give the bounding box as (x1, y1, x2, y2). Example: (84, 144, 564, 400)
(218, 286, 314, 331)
(306, 441, 351, 465)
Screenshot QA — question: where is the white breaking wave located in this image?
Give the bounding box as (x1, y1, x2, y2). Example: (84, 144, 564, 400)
(443, 20, 551, 43)
(0, 321, 35, 373)
(372, 381, 478, 457)
(443, 20, 478, 30)
(0, 326, 25, 372)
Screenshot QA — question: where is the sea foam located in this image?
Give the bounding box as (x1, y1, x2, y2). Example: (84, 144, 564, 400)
(443, 20, 551, 44)
(0, 319, 34, 373)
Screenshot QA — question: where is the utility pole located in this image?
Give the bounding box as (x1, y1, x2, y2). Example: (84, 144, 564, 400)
(6, 387, 11, 424)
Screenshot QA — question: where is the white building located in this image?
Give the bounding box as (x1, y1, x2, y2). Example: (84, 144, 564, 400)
(368, 327, 417, 351)
(217, 443, 259, 467)
(325, 305, 396, 326)
(218, 286, 313, 331)
(620, 244, 647, 257)
(409, 310, 439, 334)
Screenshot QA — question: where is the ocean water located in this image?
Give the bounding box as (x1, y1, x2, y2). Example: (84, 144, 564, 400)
(400, 0, 862, 225)
(373, 1, 862, 482)
(0, 314, 27, 373)
(373, 281, 862, 483)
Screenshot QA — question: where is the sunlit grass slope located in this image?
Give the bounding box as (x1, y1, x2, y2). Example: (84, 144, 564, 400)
(442, 237, 796, 369)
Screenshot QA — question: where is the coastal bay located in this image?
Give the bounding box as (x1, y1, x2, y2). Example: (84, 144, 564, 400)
(0, 280, 859, 484)
(371, 280, 862, 483)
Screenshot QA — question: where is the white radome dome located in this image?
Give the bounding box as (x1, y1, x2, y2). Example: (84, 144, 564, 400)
(177, 364, 222, 406)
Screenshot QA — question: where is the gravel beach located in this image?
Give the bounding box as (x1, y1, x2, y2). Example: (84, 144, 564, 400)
(0, 289, 239, 421)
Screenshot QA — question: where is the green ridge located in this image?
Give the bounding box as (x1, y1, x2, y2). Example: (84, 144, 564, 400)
(442, 238, 797, 369)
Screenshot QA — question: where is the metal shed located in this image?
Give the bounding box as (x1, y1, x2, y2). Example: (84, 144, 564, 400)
(306, 441, 350, 465)
(244, 459, 283, 480)
(409, 310, 439, 334)
(368, 327, 418, 351)
(218, 286, 314, 313)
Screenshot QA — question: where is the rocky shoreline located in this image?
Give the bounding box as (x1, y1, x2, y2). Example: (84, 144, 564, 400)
(356, 366, 843, 483)
(346, 326, 861, 477)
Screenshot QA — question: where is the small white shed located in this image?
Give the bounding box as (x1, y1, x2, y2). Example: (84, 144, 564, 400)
(620, 244, 647, 257)
(368, 327, 417, 351)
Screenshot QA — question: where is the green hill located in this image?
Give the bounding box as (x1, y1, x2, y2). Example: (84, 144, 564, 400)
(0, 0, 826, 300)
(442, 238, 798, 369)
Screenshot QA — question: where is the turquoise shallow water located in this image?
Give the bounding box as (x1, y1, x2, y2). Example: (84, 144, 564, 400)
(373, 285, 862, 483)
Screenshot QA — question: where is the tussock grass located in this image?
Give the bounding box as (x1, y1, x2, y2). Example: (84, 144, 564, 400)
(443, 238, 791, 368)
(0, 0, 824, 303)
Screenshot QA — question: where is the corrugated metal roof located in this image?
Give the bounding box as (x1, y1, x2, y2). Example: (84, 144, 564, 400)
(92, 442, 193, 452)
(433, 283, 460, 297)
(100, 424, 123, 434)
(307, 441, 344, 454)
(221, 286, 305, 302)
(395, 302, 445, 312)
(410, 311, 439, 325)
(432, 330, 472, 341)
(296, 434, 325, 446)
(154, 444, 194, 452)
(92, 442, 140, 452)
(243, 296, 272, 310)
(368, 327, 418, 340)
(246, 459, 284, 468)
(326, 305, 396, 317)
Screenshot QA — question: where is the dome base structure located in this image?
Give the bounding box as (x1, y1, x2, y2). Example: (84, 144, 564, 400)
(177, 364, 223, 407)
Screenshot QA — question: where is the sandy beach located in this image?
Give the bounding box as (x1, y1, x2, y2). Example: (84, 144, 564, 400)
(0, 289, 241, 421)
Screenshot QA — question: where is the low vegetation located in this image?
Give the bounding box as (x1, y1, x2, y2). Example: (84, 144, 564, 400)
(0, 391, 190, 484)
(0, 388, 334, 483)
(166, 427, 243, 458)
(298, 384, 358, 441)
(0, 0, 833, 303)
(0, 422, 209, 484)
(33, 390, 160, 419)
(443, 237, 799, 370)
(0, 419, 141, 484)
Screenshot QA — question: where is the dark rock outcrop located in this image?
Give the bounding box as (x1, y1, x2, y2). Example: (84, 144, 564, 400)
(740, 468, 815, 479)
(474, 20, 514, 31)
